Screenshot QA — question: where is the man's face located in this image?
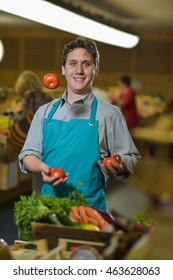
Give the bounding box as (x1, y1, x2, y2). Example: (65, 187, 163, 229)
(62, 48, 99, 96)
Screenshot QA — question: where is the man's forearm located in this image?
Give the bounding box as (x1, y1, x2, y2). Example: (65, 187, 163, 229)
(22, 155, 43, 173)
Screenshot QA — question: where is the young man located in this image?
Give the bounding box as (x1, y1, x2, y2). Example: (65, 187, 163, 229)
(19, 37, 140, 210)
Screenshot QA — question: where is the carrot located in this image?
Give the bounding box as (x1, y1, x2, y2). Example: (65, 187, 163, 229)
(79, 206, 88, 224)
(69, 212, 79, 223)
(85, 206, 109, 228)
(87, 217, 99, 227)
(71, 206, 80, 220)
(71, 206, 83, 223)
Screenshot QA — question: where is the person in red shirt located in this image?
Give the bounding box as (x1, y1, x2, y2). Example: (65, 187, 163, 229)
(111, 75, 139, 129)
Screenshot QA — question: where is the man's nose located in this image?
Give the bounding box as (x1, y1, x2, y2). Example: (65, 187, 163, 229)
(76, 63, 84, 74)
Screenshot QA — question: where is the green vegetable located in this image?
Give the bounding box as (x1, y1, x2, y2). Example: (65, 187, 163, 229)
(13, 190, 87, 241)
(133, 211, 155, 227)
(46, 213, 62, 225)
(57, 211, 78, 227)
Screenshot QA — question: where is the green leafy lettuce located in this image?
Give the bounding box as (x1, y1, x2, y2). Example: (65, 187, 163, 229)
(13, 191, 87, 241)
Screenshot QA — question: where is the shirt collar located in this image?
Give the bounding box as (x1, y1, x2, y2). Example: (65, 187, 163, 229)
(61, 90, 95, 108)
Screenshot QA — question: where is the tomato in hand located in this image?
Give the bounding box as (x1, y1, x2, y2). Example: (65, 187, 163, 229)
(50, 168, 66, 179)
(43, 73, 60, 89)
(102, 155, 121, 167)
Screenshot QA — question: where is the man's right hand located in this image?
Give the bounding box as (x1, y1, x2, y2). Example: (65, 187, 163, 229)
(41, 163, 68, 186)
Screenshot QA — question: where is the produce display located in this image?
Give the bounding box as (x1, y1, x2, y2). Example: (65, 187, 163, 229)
(0, 190, 155, 260)
(14, 191, 87, 240)
(0, 128, 7, 149)
(136, 93, 167, 119)
(11, 190, 155, 260)
(69, 205, 111, 231)
(13, 191, 116, 241)
(0, 115, 10, 130)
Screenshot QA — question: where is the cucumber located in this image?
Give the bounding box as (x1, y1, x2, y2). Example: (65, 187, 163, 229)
(47, 213, 62, 225)
(57, 211, 78, 227)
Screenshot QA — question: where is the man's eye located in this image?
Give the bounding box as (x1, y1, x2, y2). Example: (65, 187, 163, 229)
(69, 62, 76, 66)
(84, 62, 91, 67)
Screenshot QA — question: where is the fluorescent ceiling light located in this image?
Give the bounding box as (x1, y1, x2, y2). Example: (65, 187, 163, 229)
(0, 40, 4, 62)
(0, 0, 139, 48)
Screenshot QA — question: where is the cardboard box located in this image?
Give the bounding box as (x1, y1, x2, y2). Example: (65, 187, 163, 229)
(0, 161, 18, 190)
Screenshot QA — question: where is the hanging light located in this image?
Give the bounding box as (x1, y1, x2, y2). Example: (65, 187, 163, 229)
(0, 40, 4, 62)
(0, 0, 139, 48)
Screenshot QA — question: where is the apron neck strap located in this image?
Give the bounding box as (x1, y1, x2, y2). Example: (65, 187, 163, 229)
(89, 96, 97, 124)
(47, 98, 62, 123)
(46, 96, 97, 124)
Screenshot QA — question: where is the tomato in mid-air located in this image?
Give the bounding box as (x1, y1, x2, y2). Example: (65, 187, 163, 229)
(102, 155, 121, 167)
(50, 168, 66, 179)
(43, 73, 60, 89)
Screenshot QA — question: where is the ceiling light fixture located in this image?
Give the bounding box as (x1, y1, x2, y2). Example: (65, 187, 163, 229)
(0, 40, 4, 62)
(0, 0, 139, 48)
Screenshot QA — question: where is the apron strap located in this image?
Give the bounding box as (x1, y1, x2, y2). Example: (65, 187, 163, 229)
(46, 98, 62, 124)
(46, 96, 97, 125)
(89, 96, 97, 125)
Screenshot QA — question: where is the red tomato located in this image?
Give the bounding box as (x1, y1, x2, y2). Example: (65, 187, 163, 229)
(50, 168, 65, 179)
(102, 155, 121, 167)
(43, 73, 60, 89)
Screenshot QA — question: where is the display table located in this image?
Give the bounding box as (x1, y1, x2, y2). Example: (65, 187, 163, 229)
(131, 126, 173, 201)
(0, 148, 32, 205)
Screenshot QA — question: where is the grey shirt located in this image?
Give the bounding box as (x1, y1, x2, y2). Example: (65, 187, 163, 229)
(19, 90, 140, 182)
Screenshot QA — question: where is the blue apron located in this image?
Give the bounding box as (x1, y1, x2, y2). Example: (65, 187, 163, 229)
(41, 96, 106, 210)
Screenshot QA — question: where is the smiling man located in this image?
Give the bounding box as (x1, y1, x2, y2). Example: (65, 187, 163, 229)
(19, 37, 140, 210)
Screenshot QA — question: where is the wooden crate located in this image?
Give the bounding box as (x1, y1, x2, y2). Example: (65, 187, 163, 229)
(31, 222, 113, 250)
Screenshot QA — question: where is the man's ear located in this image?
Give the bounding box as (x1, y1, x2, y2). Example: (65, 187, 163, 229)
(61, 65, 65, 75)
(95, 66, 99, 76)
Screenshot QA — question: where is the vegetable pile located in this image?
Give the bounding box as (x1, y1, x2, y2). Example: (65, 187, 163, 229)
(13, 191, 112, 241)
(13, 191, 87, 241)
(14, 190, 156, 242)
(70, 206, 110, 231)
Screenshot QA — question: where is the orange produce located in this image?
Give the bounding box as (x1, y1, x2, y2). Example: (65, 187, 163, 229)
(79, 206, 88, 224)
(102, 154, 121, 167)
(43, 73, 60, 89)
(70, 206, 81, 223)
(50, 168, 65, 179)
(69, 206, 111, 230)
(85, 206, 109, 229)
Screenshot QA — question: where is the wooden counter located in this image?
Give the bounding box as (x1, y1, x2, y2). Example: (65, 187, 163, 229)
(0, 149, 32, 205)
(131, 126, 173, 201)
(131, 127, 173, 144)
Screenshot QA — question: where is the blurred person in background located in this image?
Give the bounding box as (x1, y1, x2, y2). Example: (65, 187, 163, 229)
(5, 71, 53, 191)
(12, 70, 51, 120)
(111, 75, 139, 130)
(9, 70, 53, 151)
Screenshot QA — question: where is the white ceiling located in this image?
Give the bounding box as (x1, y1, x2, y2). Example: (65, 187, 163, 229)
(0, 0, 173, 32)
(61, 0, 173, 31)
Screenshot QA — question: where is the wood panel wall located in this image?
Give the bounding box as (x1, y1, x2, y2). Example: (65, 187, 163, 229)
(0, 27, 173, 100)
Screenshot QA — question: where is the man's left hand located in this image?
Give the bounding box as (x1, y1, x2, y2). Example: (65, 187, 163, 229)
(98, 154, 126, 176)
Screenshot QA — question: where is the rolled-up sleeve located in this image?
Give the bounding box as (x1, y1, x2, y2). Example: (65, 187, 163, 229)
(18, 110, 43, 172)
(107, 109, 140, 182)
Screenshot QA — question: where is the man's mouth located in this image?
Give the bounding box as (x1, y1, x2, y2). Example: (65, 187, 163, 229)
(74, 77, 85, 81)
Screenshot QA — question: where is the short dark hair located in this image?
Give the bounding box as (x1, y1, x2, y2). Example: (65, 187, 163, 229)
(61, 37, 100, 67)
(118, 75, 131, 86)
